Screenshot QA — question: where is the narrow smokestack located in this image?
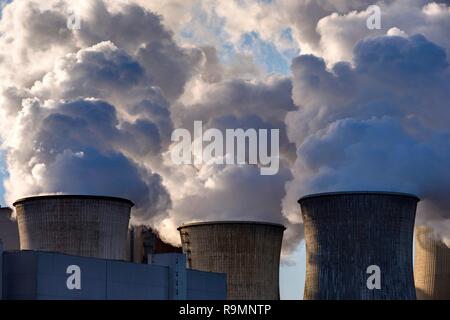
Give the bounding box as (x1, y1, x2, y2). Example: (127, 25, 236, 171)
(13, 195, 133, 260)
(0, 207, 19, 250)
(127, 225, 182, 263)
(414, 226, 450, 300)
(298, 191, 419, 300)
(178, 221, 285, 300)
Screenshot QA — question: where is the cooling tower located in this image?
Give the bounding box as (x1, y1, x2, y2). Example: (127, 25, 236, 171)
(178, 221, 285, 300)
(298, 191, 419, 300)
(414, 226, 450, 300)
(13, 195, 133, 260)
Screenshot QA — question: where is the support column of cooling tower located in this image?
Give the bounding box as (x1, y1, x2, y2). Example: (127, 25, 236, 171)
(13, 195, 133, 260)
(298, 192, 419, 300)
(178, 221, 285, 300)
(414, 226, 450, 300)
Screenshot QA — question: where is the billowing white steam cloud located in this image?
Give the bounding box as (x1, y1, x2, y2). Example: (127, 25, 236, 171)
(139, 0, 450, 65)
(157, 73, 298, 246)
(283, 34, 450, 245)
(0, 0, 297, 249)
(0, 0, 449, 250)
(0, 0, 206, 227)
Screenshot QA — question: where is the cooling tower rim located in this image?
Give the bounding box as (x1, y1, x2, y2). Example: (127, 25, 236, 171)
(298, 191, 420, 203)
(12, 194, 134, 207)
(177, 220, 286, 231)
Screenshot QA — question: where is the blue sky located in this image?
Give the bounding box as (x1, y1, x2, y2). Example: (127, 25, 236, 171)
(280, 242, 305, 299)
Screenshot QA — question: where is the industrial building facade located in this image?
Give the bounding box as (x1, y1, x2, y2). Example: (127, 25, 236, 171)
(0, 249, 226, 300)
(0, 195, 227, 301)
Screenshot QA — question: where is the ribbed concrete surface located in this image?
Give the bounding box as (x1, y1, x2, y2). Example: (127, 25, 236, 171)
(299, 192, 419, 300)
(14, 195, 133, 260)
(414, 226, 450, 300)
(178, 221, 285, 300)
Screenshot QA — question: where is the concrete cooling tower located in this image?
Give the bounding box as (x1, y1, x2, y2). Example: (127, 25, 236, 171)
(298, 191, 419, 300)
(13, 195, 133, 260)
(414, 226, 450, 300)
(178, 221, 285, 300)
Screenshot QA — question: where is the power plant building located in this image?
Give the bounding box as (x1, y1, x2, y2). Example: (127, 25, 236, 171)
(298, 191, 419, 300)
(127, 225, 182, 264)
(178, 221, 285, 300)
(7, 192, 447, 301)
(414, 226, 450, 300)
(0, 248, 226, 300)
(0, 195, 226, 300)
